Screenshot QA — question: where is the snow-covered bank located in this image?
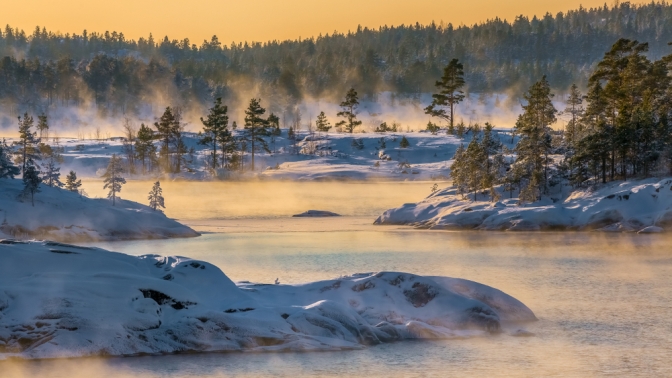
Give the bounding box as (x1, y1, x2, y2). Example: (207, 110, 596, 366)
(0, 241, 536, 360)
(5, 130, 515, 181)
(375, 178, 672, 232)
(0, 179, 198, 242)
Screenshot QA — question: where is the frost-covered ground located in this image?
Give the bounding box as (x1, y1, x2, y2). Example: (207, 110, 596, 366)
(6, 129, 515, 181)
(0, 179, 198, 242)
(375, 178, 672, 233)
(0, 241, 536, 359)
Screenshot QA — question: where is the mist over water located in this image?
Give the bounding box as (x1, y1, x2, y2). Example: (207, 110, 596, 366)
(5, 181, 672, 377)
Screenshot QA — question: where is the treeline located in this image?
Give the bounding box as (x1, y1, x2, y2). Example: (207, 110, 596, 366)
(451, 37, 672, 203)
(3, 2, 672, 120)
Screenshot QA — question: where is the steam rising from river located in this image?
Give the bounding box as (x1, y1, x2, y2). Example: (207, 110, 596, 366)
(0, 91, 571, 139)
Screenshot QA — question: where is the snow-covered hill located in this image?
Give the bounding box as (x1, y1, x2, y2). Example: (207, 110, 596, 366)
(0, 241, 536, 359)
(0, 179, 198, 241)
(375, 178, 672, 233)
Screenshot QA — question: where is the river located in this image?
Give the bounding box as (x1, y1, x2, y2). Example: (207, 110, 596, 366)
(6, 181, 672, 377)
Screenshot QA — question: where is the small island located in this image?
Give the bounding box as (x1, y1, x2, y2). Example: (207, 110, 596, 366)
(292, 210, 341, 217)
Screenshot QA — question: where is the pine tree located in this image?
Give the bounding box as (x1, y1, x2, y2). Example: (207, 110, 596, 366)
(65, 170, 82, 192)
(14, 113, 41, 176)
(514, 76, 557, 202)
(135, 123, 156, 173)
(102, 154, 126, 206)
(315, 111, 331, 132)
(22, 159, 41, 206)
(399, 136, 410, 148)
(199, 97, 231, 170)
(242, 98, 271, 171)
(148, 181, 165, 211)
(335, 88, 362, 133)
(0, 139, 20, 179)
(425, 58, 466, 128)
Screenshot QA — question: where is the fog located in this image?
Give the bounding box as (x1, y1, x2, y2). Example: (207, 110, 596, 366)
(0, 91, 571, 139)
(80, 180, 441, 220)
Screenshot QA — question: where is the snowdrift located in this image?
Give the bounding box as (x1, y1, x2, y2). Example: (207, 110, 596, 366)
(375, 178, 672, 232)
(0, 179, 199, 241)
(0, 241, 536, 359)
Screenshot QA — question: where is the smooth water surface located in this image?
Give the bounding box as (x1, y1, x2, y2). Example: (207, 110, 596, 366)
(6, 182, 672, 377)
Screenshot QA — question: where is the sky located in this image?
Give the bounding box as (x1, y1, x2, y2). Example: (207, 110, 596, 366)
(2, 0, 648, 45)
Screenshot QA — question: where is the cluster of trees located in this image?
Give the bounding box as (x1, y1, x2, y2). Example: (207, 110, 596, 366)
(450, 37, 672, 203)
(2, 113, 84, 205)
(3, 2, 672, 119)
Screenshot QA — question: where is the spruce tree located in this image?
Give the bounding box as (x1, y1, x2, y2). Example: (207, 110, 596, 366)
(425, 58, 466, 129)
(135, 123, 157, 173)
(335, 88, 362, 133)
(0, 139, 20, 179)
(37, 114, 49, 140)
(65, 170, 82, 192)
(268, 113, 281, 136)
(514, 76, 557, 202)
(42, 159, 63, 187)
(426, 121, 440, 134)
(199, 97, 231, 170)
(154, 107, 178, 172)
(242, 98, 271, 171)
(315, 111, 331, 132)
(450, 144, 468, 198)
(22, 159, 41, 206)
(148, 181, 165, 211)
(399, 136, 410, 148)
(102, 154, 126, 206)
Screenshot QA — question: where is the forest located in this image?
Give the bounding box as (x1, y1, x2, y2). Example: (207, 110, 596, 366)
(2, 1, 672, 124)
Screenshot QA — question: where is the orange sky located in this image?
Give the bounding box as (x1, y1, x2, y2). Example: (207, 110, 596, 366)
(3, 1, 647, 44)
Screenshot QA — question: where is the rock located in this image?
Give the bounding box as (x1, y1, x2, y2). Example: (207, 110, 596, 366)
(507, 219, 541, 231)
(292, 210, 341, 217)
(654, 210, 672, 229)
(583, 209, 623, 230)
(638, 226, 664, 234)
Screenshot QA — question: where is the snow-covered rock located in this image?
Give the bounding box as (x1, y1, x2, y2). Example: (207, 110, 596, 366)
(375, 178, 672, 233)
(0, 241, 536, 359)
(0, 178, 198, 242)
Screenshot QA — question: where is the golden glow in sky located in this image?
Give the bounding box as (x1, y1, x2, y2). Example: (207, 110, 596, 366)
(4, 1, 647, 44)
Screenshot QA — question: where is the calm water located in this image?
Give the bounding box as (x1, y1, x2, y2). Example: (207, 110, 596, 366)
(6, 182, 672, 377)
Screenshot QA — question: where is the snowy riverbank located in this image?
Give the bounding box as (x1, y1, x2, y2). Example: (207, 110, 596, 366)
(0, 241, 535, 359)
(4, 130, 515, 182)
(0, 179, 198, 242)
(375, 178, 672, 232)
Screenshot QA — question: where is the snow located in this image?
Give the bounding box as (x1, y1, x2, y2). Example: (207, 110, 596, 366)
(0, 241, 536, 359)
(375, 178, 672, 233)
(5, 129, 515, 181)
(0, 178, 199, 242)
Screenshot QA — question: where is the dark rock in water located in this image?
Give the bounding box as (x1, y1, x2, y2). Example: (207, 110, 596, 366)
(292, 210, 341, 217)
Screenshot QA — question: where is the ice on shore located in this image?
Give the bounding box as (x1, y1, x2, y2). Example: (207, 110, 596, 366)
(0, 241, 536, 359)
